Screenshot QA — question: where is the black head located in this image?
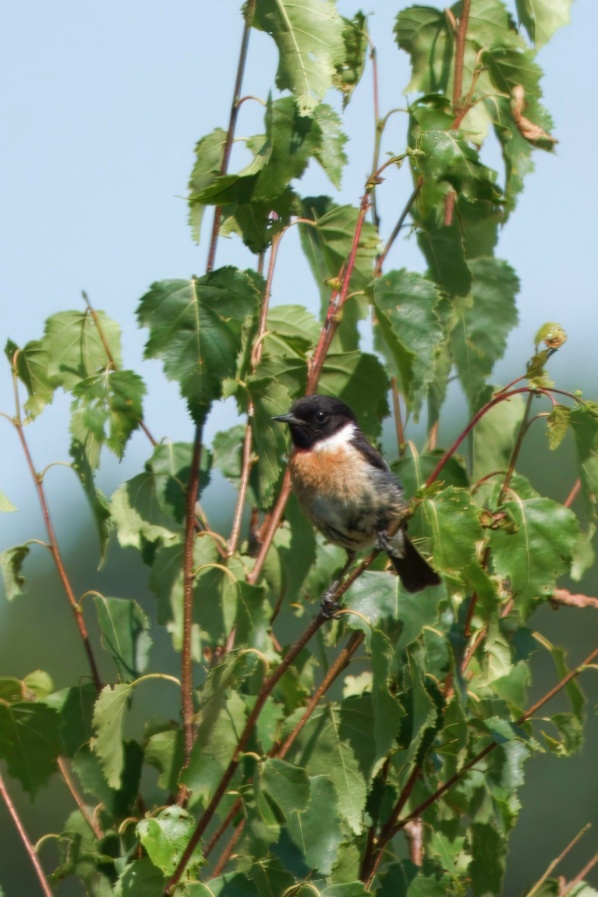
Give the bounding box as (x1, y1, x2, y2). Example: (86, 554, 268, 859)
(272, 394, 358, 449)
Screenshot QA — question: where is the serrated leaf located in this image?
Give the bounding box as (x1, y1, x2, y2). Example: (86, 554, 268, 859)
(246, 374, 293, 507)
(489, 496, 580, 615)
(92, 596, 152, 682)
(333, 12, 368, 108)
(114, 858, 165, 897)
(43, 310, 122, 391)
(188, 127, 227, 243)
(298, 196, 381, 307)
(515, 0, 572, 48)
(319, 351, 389, 439)
(137, 806, 204, 876)
(137, 268, 261, 425)
(144, 726, 184, 794)
(69, 431, 111, 565)
(70, 369, 145, 461)
(415, 130, 502, 206)
(394, 6, 453, 95)
(251, 0, 346, 115)
(0, 701, 61, 796)
(372, 269, 443, 418)
(72, 742, 142, 823)
(264, 303, 320, 358)
(417, 223, 471, 297)
(546, 404, 570, 450)
(450, 259, 520, 410)
(283, 704, 367, 834)
(470, 822, 506, 897)
(5, 338, 54, 419)
(421, 486, 484, 582)
(569, 405, 598, 516)
(90, 683, 133, 789)
(0, 544, 30, 600)
(45, 683, 96, 757)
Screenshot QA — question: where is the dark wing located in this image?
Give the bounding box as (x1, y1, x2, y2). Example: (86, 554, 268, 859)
(350, 430, 390, 472)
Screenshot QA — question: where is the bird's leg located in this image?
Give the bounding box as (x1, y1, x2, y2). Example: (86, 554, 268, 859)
(320, 550, 356, 618)
(376, 528, 405, 558)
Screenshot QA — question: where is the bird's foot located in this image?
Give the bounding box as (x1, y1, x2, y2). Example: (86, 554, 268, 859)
(320, 581, 342, 619)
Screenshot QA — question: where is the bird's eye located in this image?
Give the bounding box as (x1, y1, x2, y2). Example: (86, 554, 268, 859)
(315, 410, 327, 423)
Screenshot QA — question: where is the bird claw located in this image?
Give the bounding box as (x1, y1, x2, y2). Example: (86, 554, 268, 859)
(320, 593, 342, 619)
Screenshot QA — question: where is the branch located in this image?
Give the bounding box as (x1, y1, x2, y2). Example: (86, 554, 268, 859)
(551, 589, 598, 610)
(206, 1, 255, 272)
(10, 366, 102, 692)
(452, 0, 472, 109)
(0, 772, 54, 897)
(180, 424, 203, 771)
(163, 611, 328, 894)
(363, 643, 598, 886)
(57, 757, 103, 840)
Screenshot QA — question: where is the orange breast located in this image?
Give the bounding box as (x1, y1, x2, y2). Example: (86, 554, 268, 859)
(289, 446, 374, 504)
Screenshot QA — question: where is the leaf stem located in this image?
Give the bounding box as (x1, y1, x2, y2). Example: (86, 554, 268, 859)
(498, 389, 534, 504)
(57, 756, 103, 839)
(0, 771, 54, 897)
(374, 179, 422, 276)
(452, 0, 472, 109)
(206, 1, 254, 272)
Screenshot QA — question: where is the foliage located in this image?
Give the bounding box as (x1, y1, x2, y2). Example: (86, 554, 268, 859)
(1, 1, 596, 896)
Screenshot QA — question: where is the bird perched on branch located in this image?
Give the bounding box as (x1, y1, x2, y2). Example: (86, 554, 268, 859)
(273, 395, 440, 609)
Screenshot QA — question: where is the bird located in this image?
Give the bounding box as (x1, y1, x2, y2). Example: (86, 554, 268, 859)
(272, 394, 441, 609)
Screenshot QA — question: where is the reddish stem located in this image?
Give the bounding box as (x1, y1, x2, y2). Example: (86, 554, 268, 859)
(0, 772, 54, 897)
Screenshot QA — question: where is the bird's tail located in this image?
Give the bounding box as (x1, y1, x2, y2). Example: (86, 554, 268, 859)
(388, 534, 441, 593)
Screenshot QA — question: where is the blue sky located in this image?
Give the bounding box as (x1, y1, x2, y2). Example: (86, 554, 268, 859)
(1, 0, 597, 544)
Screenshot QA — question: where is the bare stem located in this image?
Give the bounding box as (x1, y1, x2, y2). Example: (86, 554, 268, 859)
(57, 757, 103, 839)
(0, 771, 54, 897)
(206, 1, 255, 272)
(453, 0, 472, 109)
(498, 389, 534, 504)
(526, 824, 592, 897)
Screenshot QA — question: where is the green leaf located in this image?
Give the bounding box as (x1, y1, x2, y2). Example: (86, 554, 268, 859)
(472, 388, 526, 491)
(394, 6, 453, 95)
(144, 725, 184, 794)
(515, 0, 572, 48)
(114, 858, 165, 897)
(415, 130, 502, 206)
(298, 196, 381, 306)
(246, 373, 293, 507)
(372, 269, 443, 418)
(420, 486, 484, 582)
(264, 304, 320, 359)
(69, 429, 111, 565)
(188, 127, 227, 243)
(470, 822, 506, 897)
(72, 742, 142, 823)
(90, 683, 133, 789)
(0, 490, 16, 513)
(261, 759, 343, 873)
(569, 405, 598, 516)
(92, 595, 152, 682)
(489, 497, 580, 615)
(43, 310, 122, 390)
(137, 806, 204, 876)
(137, 268, 261, 425)
(0, 701, 61, 796)
(5, 338, 54, 419)
(45, 683, 96, 757)
(251, 0, 346, 115)
(311, 101, 349, 188)
(283, 704, 367, 834)
(70, 369, 145, 461)
(319, 351, 390, 439)
(0, 544, 30, 600)
(546, 404, 570, 450)
(333, 12, 368, 108)
(417, 223, 471, 297)
(450, 259, 520, 410)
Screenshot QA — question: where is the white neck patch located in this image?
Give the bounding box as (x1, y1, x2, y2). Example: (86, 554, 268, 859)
(313, 422, 356, 454)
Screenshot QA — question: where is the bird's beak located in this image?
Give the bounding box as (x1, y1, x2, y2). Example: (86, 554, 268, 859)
(272, 411, 299, 425)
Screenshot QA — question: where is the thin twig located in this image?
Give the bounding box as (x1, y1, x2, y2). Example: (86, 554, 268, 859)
(9, 365, 102, 692)
(211, 817, 246, 877)
(526, 824, 592, 897)
(0, 772, 54, 897)
(452, 0, 472, 108)
(564, 478, 582, 509)
(57, 757, 103, 840)
(560, 851, 598, 896)
(206, 1, 255, 272)
(498, 389, 534, 504)
(390, 377, 406, 454)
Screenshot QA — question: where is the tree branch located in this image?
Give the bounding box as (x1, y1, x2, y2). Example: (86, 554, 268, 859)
(0, 772, 54, 897)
